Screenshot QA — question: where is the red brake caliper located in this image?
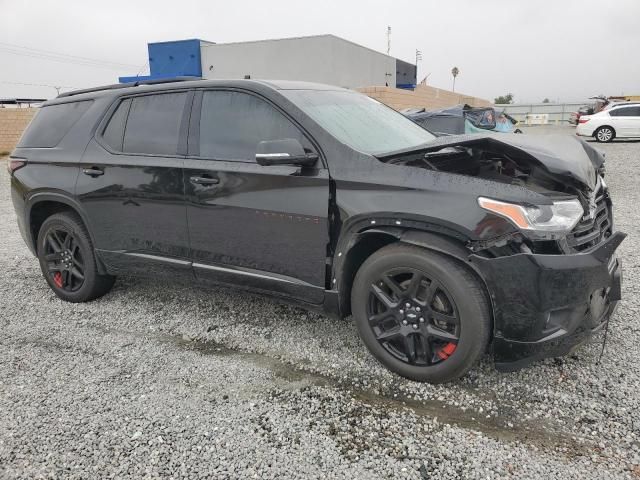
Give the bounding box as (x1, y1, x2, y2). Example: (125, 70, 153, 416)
(53, 272, 63, 288)
(437, 342, 457, 360)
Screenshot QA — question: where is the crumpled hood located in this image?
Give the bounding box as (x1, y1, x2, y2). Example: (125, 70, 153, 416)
(422, 133, 603, 191)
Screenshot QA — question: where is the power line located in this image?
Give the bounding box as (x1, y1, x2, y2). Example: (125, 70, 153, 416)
(0, 47, 133, 71)
(0, 41, 141, 71)
(0, 41, 140, 68)
(0, 80, 78, 89)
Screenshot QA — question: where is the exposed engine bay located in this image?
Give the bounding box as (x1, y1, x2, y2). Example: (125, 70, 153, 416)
(379, 135, 611, 257)
(384, 145, 582, 197)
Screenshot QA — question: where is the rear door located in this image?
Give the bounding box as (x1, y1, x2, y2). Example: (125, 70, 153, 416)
(76, 90, 193, 278)
(184, 89, 330, 303)
(608, 106, 640, 137)
(627, 106, 640, 136)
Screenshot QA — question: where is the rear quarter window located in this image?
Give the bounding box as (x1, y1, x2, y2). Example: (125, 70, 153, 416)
(18, 100, 92, 148)
(101, 98, 132, 151)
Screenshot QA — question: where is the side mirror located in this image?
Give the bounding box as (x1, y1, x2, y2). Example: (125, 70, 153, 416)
(256, 138, 318, 167)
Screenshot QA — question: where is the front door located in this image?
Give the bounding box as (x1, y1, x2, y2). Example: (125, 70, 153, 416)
(184, 90, 330, 303)
(76, 91, 192, 278)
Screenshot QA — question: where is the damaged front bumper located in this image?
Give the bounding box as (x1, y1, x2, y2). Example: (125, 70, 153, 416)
(470, 231, 625, 371)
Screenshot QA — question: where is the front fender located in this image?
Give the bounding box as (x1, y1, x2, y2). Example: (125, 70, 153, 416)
(331, 219, 495, 323)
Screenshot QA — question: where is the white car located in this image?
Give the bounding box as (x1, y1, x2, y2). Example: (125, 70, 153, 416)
(576, 104, 640, 142)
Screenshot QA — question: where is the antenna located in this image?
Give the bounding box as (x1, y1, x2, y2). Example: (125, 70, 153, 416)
(415, 49, 422, 80)
(387, 26, 391, 55)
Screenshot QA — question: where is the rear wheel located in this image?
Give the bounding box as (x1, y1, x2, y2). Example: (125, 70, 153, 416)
(37, 212, 115, 302)
(351, 244, 490, 383)
(595, 126, 615, 143)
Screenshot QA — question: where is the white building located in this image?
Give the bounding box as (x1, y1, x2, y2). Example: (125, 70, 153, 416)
(199, 35, 416, 89)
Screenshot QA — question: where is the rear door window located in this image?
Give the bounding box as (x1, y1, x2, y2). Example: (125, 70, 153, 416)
(122, 92, 188, 155)
(18, 100, 92, 148)
(610, 107, 637, 117)
(198, 90, 313, 161)
(629, 106, 640, 117)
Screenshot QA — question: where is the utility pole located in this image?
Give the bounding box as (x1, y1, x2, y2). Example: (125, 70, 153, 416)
(415, 49, 422, 83)
(387, 26, 391, 55)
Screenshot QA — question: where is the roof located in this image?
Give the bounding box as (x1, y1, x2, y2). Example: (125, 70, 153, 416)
(47, 78, 349, 105)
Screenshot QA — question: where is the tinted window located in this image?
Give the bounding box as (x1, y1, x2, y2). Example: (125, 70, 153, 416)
(610, 107, 640, 117)
(102, 99, 131, 151)
(199, 91, 312, 161)
(123, 93, 187, 155)
(18, 100, 92, 148)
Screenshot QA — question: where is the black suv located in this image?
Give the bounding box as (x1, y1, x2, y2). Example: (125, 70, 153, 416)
(9, 79, 624, 383)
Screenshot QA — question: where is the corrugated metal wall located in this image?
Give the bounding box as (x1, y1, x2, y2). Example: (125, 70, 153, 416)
(200, 35, 398, 89)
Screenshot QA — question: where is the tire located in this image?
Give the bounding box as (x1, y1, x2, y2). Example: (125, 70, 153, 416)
(351, 244, 490, 383)
(36, 212, 115, 302)
(595, 126, 615, 143)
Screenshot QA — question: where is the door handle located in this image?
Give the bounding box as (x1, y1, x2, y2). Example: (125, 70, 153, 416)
(82, 167, 104, 177)
(190, 175, 219, 186)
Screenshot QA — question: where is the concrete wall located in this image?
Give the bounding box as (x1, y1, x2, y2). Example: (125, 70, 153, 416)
(358, 85, 492, 111)
(0, 108, 37, 153)
(201, 35, 397, 89)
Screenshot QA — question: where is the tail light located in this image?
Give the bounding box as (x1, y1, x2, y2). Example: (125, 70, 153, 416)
(579, 118, 590, 124)
(7, 157, 27, 174)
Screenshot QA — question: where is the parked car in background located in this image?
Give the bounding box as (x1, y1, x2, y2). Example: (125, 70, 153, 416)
(404, 105, 521, 136)
(9, 79, 623, 383)
(569, 105, 595, 125)
(576, 103, 640, 142)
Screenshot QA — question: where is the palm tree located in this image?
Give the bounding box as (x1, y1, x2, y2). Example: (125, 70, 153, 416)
(451, 67, 459, 92)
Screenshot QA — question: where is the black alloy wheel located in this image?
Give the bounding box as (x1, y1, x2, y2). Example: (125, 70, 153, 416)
(368, 268, 460, 366)
(37, 212, 115, 302)
(43, 227, 85, 292)
(351, 244, 490, 383)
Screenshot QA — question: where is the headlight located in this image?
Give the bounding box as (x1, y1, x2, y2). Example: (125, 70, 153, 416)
(478, 197, 583, 234)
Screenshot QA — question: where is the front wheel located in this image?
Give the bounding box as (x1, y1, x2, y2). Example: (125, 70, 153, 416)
(595, 126, 615, 143)
(37, 212, 115, 302)
(351, 244, 491, 383)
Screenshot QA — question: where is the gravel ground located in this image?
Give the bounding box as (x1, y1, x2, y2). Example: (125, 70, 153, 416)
(1, 133, 640, 479)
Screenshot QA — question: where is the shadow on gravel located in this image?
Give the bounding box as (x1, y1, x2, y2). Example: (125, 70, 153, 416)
(104, 325, 593, 459)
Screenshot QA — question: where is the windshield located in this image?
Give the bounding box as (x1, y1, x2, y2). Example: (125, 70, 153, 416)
(282, 89, 436, 155)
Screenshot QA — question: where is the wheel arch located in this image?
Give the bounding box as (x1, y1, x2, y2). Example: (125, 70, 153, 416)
(26, 193, 106, 274)
(333, 224, 495, 327)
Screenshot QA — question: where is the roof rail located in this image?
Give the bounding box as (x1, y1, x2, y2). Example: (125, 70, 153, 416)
(57, 77, 201, 98)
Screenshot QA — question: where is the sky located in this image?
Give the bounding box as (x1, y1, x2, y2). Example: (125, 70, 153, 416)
(1, 0, 639, 103)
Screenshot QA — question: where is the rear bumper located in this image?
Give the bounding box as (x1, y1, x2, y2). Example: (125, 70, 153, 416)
(576, 124, 595, 137)
(470, 232, 625, 370)
(10, 177, 34, 255)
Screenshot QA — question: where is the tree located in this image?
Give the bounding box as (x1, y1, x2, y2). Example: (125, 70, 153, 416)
(542, 98, 550, 103)
(451, 67, 459, 92)
(494, 93, 514, 104)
